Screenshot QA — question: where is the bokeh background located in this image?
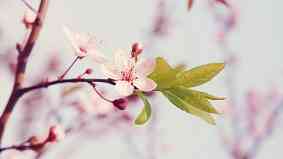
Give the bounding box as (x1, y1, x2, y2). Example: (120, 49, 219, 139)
(0, 0, 283, 158)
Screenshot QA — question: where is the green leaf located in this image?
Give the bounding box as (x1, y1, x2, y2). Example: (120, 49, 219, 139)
(134, 92, 152, 125)
(193, 90, 225, 100)
(149, 57, 185, 90)
(174, 64, 186, 73)
(151, 70, 179, 90)
(149, 57, 172, 79)
(174, 63, 225, 88)
(169, 87, 220, 114)
(162, 90, 216, 125)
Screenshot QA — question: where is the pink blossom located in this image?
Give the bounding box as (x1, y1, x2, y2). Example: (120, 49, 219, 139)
(90, 91, 114, 115)
(63, 26, 106, 62)
(75, 90, 114, 115)
(101, 49, 157, 97)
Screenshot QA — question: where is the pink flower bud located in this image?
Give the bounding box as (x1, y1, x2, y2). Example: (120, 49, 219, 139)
(131, 42, 143, 58)
(113, 98, 128, 110)
(85, 68, 93, 75)
(27, 136, 41, 145)
(47, 125, 65, 142)
(22, 9, 36, 29)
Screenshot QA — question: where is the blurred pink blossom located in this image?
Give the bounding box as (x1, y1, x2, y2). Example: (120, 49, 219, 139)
(74, 90, 114, 115)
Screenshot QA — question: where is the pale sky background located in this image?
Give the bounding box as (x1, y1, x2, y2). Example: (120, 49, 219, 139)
(0, 0, 283, 159)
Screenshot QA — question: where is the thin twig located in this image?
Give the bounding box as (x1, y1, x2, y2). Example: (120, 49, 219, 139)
(0, 143, 42, 153)
(90, 83, 113, 103)
(58, 56, 80, 80)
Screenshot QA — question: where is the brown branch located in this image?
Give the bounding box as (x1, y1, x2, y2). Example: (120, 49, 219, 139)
(0, 142, 44, 153)
(0, 0, 49, 147)
(20, 78, 115, 94)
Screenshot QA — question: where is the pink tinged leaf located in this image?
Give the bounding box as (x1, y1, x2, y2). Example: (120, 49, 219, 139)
(101, 63, 121, 80)
(115, 81, 134, 97)
(187, 0, 194, 10)
(133, 77, 157, 92)
(135, 58, 156, 77)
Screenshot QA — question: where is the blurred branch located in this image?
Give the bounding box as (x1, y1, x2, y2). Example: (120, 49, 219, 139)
(0, 0, 49, 148)
(208, 1, 283, 159)
(246, 100, 283, 159)
(0, 141, 44, 153)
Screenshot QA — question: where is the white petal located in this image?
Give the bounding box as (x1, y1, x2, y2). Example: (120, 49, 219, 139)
(114, 49, 131, 69)
(23, 9, 36, 23)
(115, 81, 134, 97)
(88, 49, 107, 64)
(101, 63, 121, 80)
(62, 26, 81, 55)
(133, 77, 157, 92)
(76, 32, 91, 45)
(135, 58, 156, 77)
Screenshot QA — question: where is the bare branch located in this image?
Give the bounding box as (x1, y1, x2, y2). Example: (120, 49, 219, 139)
(0, 0, 49, 147)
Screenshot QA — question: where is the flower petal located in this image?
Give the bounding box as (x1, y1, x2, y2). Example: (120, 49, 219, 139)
(133, 77, 157, 92)
(88, 49, 107, 64)
(101, 63, 121, 80)
(114, 49, 132, 70)
(63, 26, 81, 56)
(135, 58, 156, 77)
(115, 81, 134, 97)
(23, 9, 36, 23)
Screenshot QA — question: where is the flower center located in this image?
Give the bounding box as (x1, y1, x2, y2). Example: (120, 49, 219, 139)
(121, 67, 135, 82)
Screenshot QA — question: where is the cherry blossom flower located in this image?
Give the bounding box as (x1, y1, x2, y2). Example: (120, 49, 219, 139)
(63, 26, 106, 62)
(101, 49, 157, 97)
(71, 89, 114, 115)
(91, 92, 114, 115)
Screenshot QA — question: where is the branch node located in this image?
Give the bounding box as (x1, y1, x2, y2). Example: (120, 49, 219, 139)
(16, 43, 23, 54)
